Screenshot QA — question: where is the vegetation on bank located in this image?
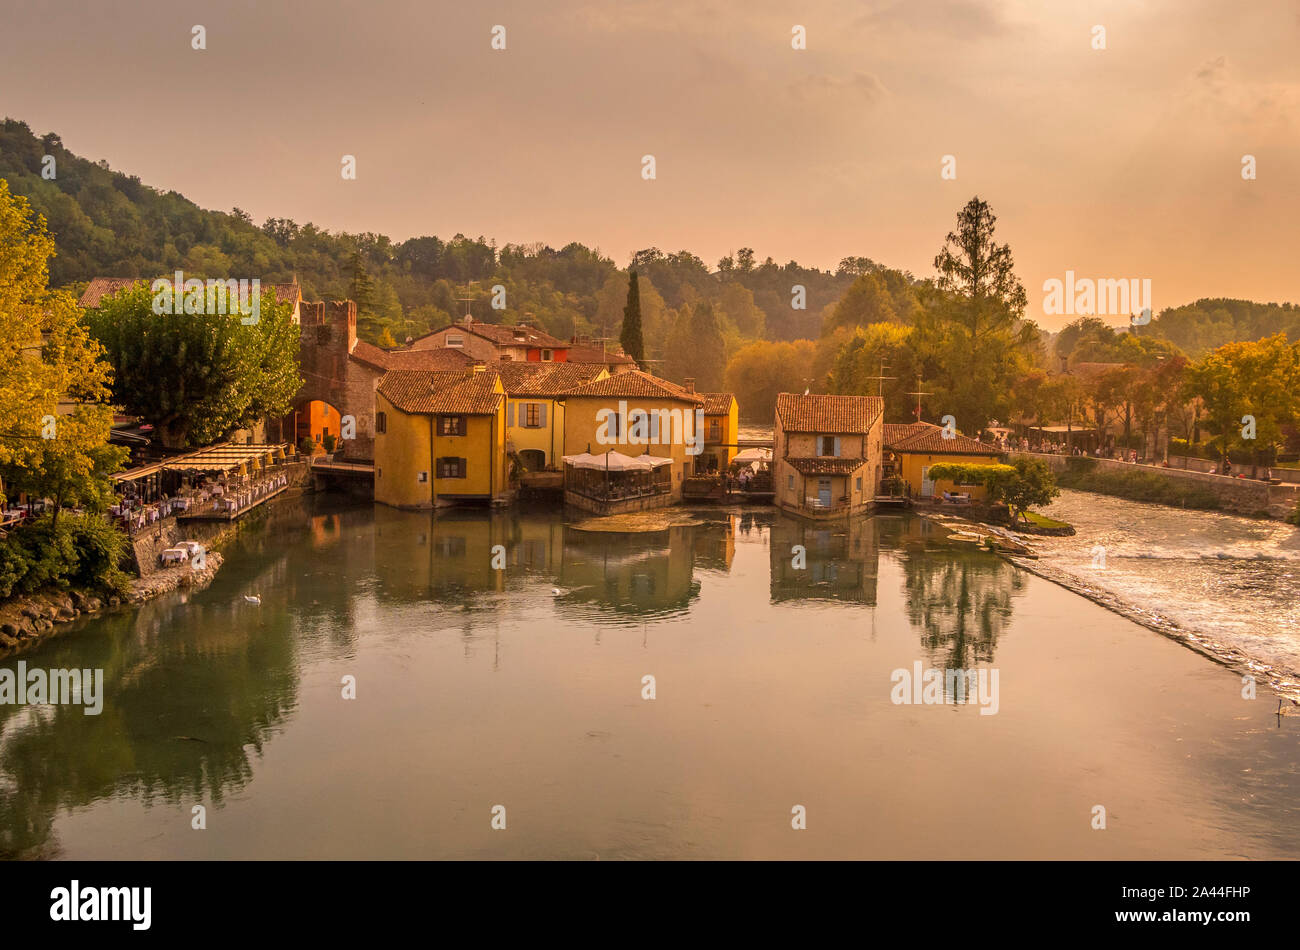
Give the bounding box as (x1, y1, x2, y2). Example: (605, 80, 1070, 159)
(926, 457, 1060, 524)
(0, 513, 131, 599)
(1055, 459, 1222, 510)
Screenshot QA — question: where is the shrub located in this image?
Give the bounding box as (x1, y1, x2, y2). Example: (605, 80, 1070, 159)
(0, 513, 130, 600)
(1056, 466, 1221, 510)
(298, 436, 316, 456)
(321, 433, 337, 453)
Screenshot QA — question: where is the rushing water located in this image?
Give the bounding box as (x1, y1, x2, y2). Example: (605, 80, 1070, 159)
(1, 497, 1298, 859)
(1032, 490, 1300, 695)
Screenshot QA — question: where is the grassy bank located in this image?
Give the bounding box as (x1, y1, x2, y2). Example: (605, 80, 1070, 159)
(1055, 460, 1222, 510)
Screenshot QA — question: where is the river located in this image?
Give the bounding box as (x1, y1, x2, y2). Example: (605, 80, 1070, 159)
(1, 497, 1298, 859)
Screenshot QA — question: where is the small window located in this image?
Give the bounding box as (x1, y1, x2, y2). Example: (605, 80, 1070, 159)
(855, 477, 862, 492)
(438, 416, 466, 436)
(541, 349, 553, 361)
(437, 457, 466, 478)
(787, 474, 795, 490)
(375, 411, 386, 434)
(446, 335, 464, 348)
(525, 403, 541, 427)
(608, 413, 622, 438)
(417, 471, 428, 483)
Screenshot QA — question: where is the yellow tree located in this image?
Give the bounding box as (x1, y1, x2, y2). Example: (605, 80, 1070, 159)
(0, 178, 124, 514)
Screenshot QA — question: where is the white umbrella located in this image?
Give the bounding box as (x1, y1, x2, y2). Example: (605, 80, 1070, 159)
(733, 447, 772, 465)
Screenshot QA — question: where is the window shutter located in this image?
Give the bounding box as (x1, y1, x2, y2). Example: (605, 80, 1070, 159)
(507, 402, 515, 426)
(650, 411, 659, 439)
(833, 437, 841, 457)
(538, 403, 547, 428)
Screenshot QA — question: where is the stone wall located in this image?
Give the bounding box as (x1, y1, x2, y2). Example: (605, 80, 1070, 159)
(1010, 452, 1300, 518)
(295, 301, 378, 461)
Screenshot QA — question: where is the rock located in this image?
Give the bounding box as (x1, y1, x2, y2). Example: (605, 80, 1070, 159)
(56, 606, 76, 621)
(84, 596, 102, 612)
(20, 604, 40, 619)
(108, 596, 120, 607)
(0, 633, 17, 648)
(0, 622, 18, 636)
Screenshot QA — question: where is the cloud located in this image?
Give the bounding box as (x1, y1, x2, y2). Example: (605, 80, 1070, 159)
(789, 71, 889, 105)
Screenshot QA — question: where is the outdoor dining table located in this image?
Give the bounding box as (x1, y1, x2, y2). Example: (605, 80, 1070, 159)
(160, 548, 188, 565)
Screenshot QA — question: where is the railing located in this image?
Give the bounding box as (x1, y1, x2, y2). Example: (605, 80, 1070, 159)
(566, 483, 671, 503)
(799, 495, 853, 515)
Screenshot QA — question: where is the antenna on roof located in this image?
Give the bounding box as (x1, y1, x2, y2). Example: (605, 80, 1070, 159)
(864, 357, 896, 398)
(457, 293, 474, 324)
(905, 374, 933, 420)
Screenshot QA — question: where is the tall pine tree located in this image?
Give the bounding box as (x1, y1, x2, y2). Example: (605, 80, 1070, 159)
(620, 270, 646, 365)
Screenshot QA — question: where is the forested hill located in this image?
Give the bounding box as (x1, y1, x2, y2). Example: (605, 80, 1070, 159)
(1146, 298, 1300, 356)
(0, 117, 861, 350)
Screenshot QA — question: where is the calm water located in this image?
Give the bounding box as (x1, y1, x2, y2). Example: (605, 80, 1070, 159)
(1, 497, 1298, 859)
(1035, 490, 1300, 692)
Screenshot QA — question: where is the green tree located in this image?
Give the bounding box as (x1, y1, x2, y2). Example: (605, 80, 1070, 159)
(620, 270, 645, 364)
(688, 301, 726, 392)
(723, 339, 817, 422)
(85, 284, 302, 448)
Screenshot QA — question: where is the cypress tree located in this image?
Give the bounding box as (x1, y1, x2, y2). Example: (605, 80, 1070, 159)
(620, 270, 646, 365)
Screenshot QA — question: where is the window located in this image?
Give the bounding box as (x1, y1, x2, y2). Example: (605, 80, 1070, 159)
(818, 435, 840, 457)
(417, 471, 428, 483)
(608, 413, 622, 438)
(787, 474, 795, 490)
(438, 416, 466, 436)
(375, 411, 386, 434)
(541, 349, 553, 361)
(856, 477, 863, 492)
(437, 457, 466, 478)
(708, 422, 721, 442)
(525, 403, 541, 427)
(446, 335, 464, 348)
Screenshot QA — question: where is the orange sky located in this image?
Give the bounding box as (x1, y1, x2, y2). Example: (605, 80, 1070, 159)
(3, 0, 1297, 328)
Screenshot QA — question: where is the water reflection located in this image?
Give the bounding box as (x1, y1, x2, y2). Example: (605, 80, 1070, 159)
(0, 500, 1036, 858)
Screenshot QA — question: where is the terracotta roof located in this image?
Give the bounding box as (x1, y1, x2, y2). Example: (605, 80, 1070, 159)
(559, 370, 705, 404)
(490, 361, 606, 397)
(884, 421, 999, 456)
(785, 457, 869, 476)
(78, 277, 300, 309)
(411, 320, 568, 350)
(699, 392, 736, 415)
(566, 343, 637, 366)
(775, 393, 883, 434)
(377, 370, 502, 415)
(351, 341, 474, 372)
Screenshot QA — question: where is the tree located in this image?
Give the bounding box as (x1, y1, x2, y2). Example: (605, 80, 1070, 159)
(933, 196, 1029, 337)
(85, 284, 302, 448)
(930, 458, 1059, 523)
(688, 301, 726, 392)
(619, 270, 645, 364)
(0, 178, 125, 517)
(723, 339, 817, 422)
(822, 271, 898, 335)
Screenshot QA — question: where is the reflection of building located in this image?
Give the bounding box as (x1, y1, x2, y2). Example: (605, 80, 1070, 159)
(691, 516, 737, 572)
(769, 514, 880, 603)
(773, 393, 883, 519)
(883, 422, 1000, 501)
(374, 367, 509, 508)
(555, 526, 700, 618)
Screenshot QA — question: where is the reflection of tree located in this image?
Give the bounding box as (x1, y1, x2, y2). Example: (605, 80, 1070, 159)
(0, 537, 302, 857)
(900, 549, 1025, 669)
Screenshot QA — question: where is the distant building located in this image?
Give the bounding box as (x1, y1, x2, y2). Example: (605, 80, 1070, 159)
(491, 361, 609, 472)
(566, 336, 639, 375)
(773, 393, 883, 519)
(409, 317, 570, 363)
(696, 391, 739, 474)
(558, 370, 705, 501)
(373, 366, 509, 508)
(883, 422, 1000, 501)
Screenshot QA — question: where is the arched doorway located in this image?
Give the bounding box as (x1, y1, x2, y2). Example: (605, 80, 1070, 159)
(292, 400, 342, 454)
(518, 449, 546, 472)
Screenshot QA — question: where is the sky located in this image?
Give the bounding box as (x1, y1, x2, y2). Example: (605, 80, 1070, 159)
(2, 0, 1297, 329)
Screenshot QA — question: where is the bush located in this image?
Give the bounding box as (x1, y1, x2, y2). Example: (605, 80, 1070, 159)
(0, 513, 131, 600)
(1288, 498, 1300, 526)
(298, 436, 316, 456)
(321, 433, 337, 453)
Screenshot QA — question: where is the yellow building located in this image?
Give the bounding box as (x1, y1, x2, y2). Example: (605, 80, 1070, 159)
(773, 393, 883, 519)
(696, 392, 739, 474)
(492, 362, 608, 471)
(883, 422, 1001, 501)
(557, 370, 705, 501)
(373, 367, 509, 508)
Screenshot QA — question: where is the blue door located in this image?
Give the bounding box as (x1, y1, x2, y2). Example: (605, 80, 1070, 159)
(818, 478, 832, 508)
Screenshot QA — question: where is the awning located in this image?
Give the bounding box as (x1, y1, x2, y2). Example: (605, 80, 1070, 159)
(733, 447, 772, 464)
(563, 450, 670, 471)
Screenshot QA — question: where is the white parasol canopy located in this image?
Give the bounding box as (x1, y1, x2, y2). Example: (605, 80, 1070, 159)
(563, 450, 664, 472)
(733, 447, 772, 465)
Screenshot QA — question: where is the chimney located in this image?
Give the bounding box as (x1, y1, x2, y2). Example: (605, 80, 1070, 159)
(471, 360, 487, 374)
(683, 377, 695, 393)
